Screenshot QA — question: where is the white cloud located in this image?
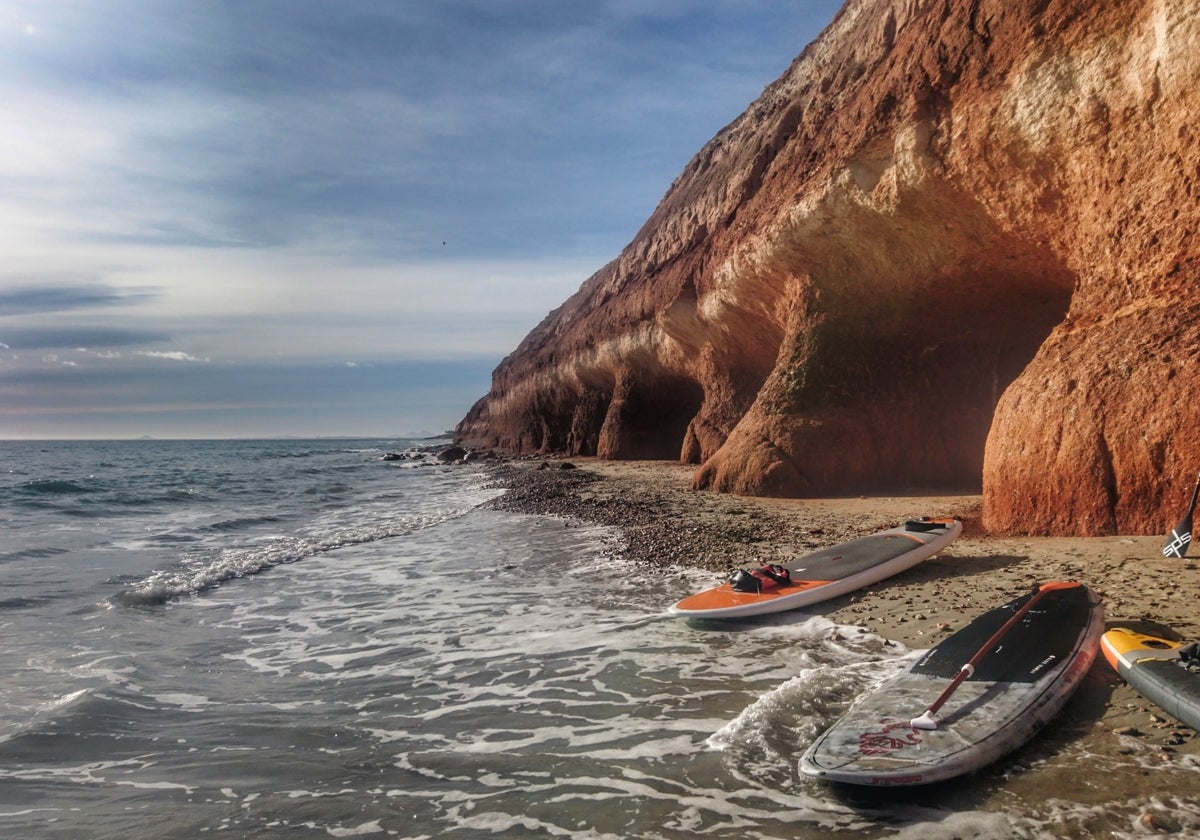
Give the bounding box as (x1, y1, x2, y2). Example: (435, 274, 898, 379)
(133, 350, 210, 363)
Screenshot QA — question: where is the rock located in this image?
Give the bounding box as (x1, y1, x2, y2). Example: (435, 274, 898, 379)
(456, 0, 1200, 536)
(435, 446, 467, 463)
(1141, 811, 1181, 833)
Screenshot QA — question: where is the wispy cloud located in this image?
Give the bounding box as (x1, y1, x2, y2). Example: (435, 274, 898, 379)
(0, 280, 158, 314)
(133, 350, 211, 363)
(0, 326, 172, 350)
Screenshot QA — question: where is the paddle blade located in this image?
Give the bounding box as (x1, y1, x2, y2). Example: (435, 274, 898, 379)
(1163, 472, 1200, 558)
(1163, 517, 1193, 558)
(1162, 471, 1200, 558)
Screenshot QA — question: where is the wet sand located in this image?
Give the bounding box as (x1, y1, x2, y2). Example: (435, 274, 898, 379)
(485, 456, 1200, 772)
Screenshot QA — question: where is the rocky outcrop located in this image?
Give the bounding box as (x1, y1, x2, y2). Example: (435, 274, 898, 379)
(457, 0, 1200, 536)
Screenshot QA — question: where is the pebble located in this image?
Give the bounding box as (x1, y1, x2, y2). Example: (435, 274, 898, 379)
(1140, 811, 1181, 833)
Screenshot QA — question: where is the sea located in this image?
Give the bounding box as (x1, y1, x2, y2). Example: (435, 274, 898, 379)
(3, 438, 1199, 839)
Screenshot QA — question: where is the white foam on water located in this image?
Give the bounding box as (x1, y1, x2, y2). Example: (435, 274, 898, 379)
(888, 809, 1032, 839)
(0, 756, 193, 795)
(112, 779, 193, 792)
(326, 820, 385, 837)
(151, 692, 213, 710)
(709, 635, 918, 755)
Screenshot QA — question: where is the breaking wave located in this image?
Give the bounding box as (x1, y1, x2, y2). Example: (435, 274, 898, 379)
(114, 507, 472, 607)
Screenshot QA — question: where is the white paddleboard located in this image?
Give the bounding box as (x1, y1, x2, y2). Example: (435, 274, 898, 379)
(800, 581, 1104, 786)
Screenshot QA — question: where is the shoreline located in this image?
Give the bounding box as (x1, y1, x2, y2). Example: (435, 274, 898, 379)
(484, 456, 1200, 763)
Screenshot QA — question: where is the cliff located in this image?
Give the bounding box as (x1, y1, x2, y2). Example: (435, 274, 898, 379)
(457, 0, 1200, 537)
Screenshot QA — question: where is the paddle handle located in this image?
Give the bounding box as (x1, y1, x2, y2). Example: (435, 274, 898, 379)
(913, 581, 1078, 726)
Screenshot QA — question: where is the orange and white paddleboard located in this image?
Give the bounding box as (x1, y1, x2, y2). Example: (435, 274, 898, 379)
(668, 518, 961, 619)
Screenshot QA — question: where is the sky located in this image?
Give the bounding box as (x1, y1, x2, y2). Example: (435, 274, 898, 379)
(0, 0, 843, 440)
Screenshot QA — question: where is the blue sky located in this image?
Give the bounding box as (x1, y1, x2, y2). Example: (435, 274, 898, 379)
(0, 0, 842, 439)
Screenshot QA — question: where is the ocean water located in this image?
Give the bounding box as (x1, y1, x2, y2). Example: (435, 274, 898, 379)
(2, 439, 1199, 839)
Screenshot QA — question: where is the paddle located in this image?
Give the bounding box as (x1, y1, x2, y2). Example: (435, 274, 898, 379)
(910, 581, 1079, 730)
(1162, 470, 1200, 558)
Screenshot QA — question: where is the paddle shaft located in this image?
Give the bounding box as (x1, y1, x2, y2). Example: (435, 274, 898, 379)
(916, 582, 1079, 722)
(1180, 471, 1200, 528)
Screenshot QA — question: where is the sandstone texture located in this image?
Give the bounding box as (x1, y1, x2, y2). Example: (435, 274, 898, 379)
(457, 0, 1200, 537)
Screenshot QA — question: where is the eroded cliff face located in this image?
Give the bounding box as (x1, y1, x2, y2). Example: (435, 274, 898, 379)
(457, 0, 1200, 536)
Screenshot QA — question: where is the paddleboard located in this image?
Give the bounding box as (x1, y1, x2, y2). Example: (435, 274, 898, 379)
(668, 518, 961, 619)
(1101, 627, 1200, 730)
(800, 581, 1104, 786)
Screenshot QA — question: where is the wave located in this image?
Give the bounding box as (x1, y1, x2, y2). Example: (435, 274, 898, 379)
(0, 595, 56, 609)
(302, 482, 354, 496)
(16, 478, 96, 495)
(200, 514, 284, 533)
(258, 449, 335, 460)
(9, 477, 210, 513)
(108, 489, 216, 507)
(0, 688, 92, 745)
(255, 442, 417, 460)
(113, 508, 471, 607)
(0, 545, 70, 563)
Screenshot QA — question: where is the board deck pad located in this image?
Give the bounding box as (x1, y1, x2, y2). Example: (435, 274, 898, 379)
(913, 586, 1095, 683)
(800, 582, 1104, 786)
(1102, 627, 1200, 731)
(668, 519, 961, 619)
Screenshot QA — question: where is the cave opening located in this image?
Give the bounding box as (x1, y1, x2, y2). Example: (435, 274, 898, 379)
(608, 374, 706, 460)
(835, 263, 1076, 495)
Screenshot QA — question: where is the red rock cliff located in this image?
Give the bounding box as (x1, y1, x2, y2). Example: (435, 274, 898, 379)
(456, 0, 1200, 537)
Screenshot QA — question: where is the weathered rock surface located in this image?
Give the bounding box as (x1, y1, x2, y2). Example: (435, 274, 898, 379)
(456, 0, 1200, 536)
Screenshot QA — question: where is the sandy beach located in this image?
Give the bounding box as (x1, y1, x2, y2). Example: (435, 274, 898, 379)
(486, 456, 1200, 780)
